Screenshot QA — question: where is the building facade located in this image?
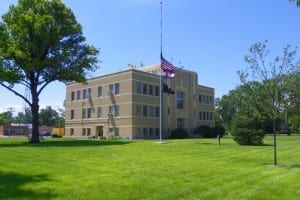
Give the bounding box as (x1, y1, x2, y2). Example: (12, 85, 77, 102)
(64, 64, 214, 139)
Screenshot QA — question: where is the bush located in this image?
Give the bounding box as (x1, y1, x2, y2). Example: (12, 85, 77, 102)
(169, 128, 189, 139)
(231, 115, 265, 145)
(198, 125, 213, 138)
(212, 125, 225, 137)
(107, 135, 121, 140)
(232, 128, 264, 145)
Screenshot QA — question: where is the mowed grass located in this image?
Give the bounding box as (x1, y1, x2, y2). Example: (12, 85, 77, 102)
(0, 135, 299, 200)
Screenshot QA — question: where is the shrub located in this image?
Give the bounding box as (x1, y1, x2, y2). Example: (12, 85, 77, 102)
(169, 128, 189, 139)
(231, 115, 265, 145)
(232, 128, 264, 145)
(212, 125, 225, 137)
(198, 125, 212, 138)
(107, 135, 121, 140)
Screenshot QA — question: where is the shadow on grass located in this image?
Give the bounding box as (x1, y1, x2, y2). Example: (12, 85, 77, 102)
(0, 139, 131, 148)
(0, 171, 57, 199)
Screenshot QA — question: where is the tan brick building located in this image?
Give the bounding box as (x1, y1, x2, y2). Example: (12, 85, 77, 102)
(65, 64, 214, 139)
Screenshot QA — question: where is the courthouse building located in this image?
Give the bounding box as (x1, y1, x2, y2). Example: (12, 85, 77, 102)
(64, 64, 214, 139)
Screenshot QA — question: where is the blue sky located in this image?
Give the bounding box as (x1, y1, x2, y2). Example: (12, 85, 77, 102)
(0, 0, 300, 114)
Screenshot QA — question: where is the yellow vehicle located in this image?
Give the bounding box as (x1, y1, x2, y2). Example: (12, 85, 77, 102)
(52, 128, 65, 137)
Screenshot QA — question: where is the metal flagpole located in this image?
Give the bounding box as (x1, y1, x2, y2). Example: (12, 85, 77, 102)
(159, 0, 163, 143)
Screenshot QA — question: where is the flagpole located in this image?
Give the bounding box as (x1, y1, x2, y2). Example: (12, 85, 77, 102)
(159, 0, 163, 143)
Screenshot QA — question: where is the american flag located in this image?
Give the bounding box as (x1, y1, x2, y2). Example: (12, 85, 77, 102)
(161, 54, 175, 79)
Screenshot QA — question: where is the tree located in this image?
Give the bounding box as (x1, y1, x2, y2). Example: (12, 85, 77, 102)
(0, 112, 11, 125)
(0, 0, 99, 143)
(238, 41, 299, 165)
(39, 106, 59, 126)
(14, 110, 32, 124)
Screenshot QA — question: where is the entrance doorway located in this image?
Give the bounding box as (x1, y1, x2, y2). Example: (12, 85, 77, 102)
(96, 126, 104, 137)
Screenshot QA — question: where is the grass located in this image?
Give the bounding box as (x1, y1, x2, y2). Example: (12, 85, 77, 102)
(0, 135, 299, 200)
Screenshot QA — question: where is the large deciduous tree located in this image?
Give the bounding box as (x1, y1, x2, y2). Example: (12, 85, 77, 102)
(0, 0, 99, 143)
(238, 41, 299, 165)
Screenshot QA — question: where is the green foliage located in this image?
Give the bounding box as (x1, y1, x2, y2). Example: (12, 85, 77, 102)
(0, 0, 99, 143)
(212, 125, 226, 137)
(169, 128, 189, 139)
(291, 114, 300, 134)
(232, 115, 265, 145)
(198, 125, 213, 138)
(0, 112, 11, 125)
(107, 135, 121, 140)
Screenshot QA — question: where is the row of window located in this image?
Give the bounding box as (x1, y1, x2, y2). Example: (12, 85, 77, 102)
(199, 94, 214, 105)
(70, 105, 120, 119)
(135, 82, 160, 96)
(71, 83, 120, 101)
(199, 112, 214, 121)
(136, 105, 160, 117)
(69, 128, 120, 136)
(135, 127, 160, 138)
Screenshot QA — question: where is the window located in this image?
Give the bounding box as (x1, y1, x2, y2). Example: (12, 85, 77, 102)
(155, 107, 160, 117)
(87, 128, 91, 136)
(83, 88, 91, 99)
(143, 128, 148, 137)
(149, 85, 153, 95)
(98, 86, 102, 97)
(71, 91, 75, 101)
(143, 83, 148, 94)
(155, 128, 159, 136)
(71, 110, 75, 119)
(136, 105, 142, 116)
(115, 83, 120, 95)
(155, 86, 159, 96)
(109, 84, 114, 92)
(114, 105, 120, 117)
(108, 128, 119, 136)
(97, 107, 102, 118)
(115, 128, 119, 136)
(82, 128, 86, 136)
(136, 127, 142, 138)
(82, 109, 86, 119)
(70, 128, 74, 136)
(77, 90, 81, 100)
(109, 106, 114, 115)
(176, 91, 184, 109)
(199, 94, 202, 103)
(83, 89, 87, 99)
(199, 112, 202, 120)
(149, 106, 154, 117)
(177, 118, 184, 129)
(143, 105, 148, 116)
(87, 88, 92, 98)
(109, 105, 120, 117)
(82, 108, 92, 119)
(135, 82, 142, 93)
(149, 128, 153, 137)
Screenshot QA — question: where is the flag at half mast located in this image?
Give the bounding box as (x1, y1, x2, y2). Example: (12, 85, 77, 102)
(161, 54, 175, 79)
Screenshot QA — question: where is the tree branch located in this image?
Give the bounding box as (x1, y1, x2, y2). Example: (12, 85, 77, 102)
(0, 82, 32, 107)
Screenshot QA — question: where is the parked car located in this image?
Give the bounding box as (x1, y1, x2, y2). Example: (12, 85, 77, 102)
(39, 132, 51, 137)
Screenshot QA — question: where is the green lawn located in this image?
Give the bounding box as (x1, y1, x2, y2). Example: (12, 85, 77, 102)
(0, 135, 299, 200)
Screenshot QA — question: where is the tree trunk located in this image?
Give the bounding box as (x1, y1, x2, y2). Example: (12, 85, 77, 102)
(273, 119, 277, 166)
(30, 89, 40, 144)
